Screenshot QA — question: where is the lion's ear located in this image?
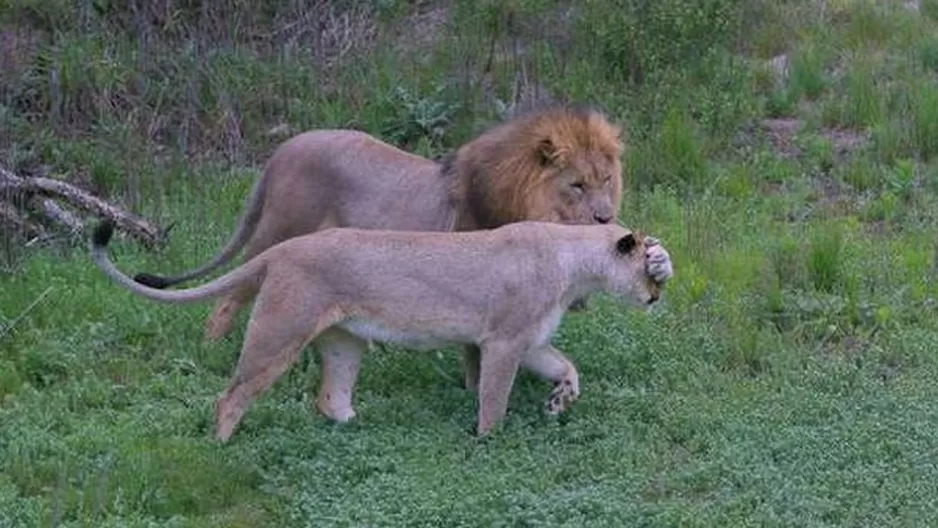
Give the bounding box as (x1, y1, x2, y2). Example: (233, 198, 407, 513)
(537, 138, 567, 166)
(616, 233, 637, 255)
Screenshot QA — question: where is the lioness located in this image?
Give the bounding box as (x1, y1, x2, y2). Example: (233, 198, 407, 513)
(92, 220, 673, 442)
(130, 104, 633, 391)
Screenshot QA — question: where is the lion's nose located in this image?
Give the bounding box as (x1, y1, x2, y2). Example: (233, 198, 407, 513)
(647, 292, 660, 304)
(593, 212, 612, 224)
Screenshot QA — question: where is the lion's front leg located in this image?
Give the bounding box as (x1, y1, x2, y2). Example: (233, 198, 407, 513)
(462, 345, 481, 392)
(522, 344, 580, 415)
(644, 236, 673, 284)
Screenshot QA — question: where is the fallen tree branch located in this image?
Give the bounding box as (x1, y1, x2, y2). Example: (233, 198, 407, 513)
(29, 196, 84, 234)
(0, 167, 165, 248)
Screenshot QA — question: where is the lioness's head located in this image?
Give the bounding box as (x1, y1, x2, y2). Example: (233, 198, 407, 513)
(452, 104, 625, 229)
(608, 231, 664, 309)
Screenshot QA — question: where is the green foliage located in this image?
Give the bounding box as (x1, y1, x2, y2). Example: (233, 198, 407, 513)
(580, 0, 744, 85)
(874, 76, 938, 163)
(808, 223, 845, 293)
(629, 106, 708, 189)
(915, 33, 938, 71)
(825, 57, 884, 129)
(381, 83, 461, 152)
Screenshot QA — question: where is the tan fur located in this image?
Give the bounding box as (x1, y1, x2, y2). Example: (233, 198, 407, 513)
(130, 105, 625, 392)
(93, 221, 671, 442)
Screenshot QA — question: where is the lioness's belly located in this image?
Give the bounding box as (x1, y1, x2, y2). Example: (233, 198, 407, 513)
(337, 318, 469, 350)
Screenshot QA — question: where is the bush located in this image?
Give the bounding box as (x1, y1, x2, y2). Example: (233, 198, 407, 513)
(578, 0, 744, 85)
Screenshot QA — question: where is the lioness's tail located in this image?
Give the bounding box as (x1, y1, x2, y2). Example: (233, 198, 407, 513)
(132, 173, 268, 289)
(91, 221, 267, 304)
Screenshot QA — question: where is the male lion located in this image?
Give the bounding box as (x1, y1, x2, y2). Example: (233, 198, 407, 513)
(132, 104, 639, 390)
(92, 220, 673, 442)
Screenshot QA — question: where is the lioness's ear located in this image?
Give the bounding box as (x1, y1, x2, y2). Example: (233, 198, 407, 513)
(616, 233, 637, 255)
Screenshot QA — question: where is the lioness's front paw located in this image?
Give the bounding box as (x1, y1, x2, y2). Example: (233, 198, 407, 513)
(545, 377, 580, 415)
(644, 237, 673, 284)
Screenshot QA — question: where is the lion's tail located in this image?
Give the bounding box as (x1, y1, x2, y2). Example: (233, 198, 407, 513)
(131, 171, 268, 290)
(91, 221, 267, 304)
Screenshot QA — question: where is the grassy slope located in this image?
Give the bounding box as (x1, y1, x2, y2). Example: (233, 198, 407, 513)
(4, 0, 938, 526)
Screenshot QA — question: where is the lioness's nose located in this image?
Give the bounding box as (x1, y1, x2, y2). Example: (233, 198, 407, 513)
(647, 292, 659, 304)
(594, 212, 612, 224)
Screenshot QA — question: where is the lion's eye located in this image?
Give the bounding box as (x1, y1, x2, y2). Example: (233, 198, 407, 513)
(571, 182, 585, 192)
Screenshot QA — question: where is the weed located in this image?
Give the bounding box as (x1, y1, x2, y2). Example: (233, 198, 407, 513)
(789, 44, 828, 102)
(829, 57, 884, 129)
(808, 224, 845, 293)
(381, 83, 460, 150)
(630, 106, 708, 189)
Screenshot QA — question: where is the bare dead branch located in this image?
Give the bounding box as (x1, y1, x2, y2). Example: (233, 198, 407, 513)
(29, 196, 84, 234)
(0, 167, 165, 248)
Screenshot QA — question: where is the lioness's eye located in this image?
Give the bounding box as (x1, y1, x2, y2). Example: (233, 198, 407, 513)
(571, 182, 585, 192)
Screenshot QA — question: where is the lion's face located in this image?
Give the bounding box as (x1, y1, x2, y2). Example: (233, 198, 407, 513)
(530, 152, 623, 226)
(453, 105, 626, 230)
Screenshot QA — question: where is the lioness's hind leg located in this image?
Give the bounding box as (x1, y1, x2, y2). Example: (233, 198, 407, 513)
(204, 285, 258, 341)
(204, 216, 319, 342)
(203, 237, 268, 342)
(214, 288, 334, 442)
(522, 345, 580, 415)
(314, 328, 366, 422)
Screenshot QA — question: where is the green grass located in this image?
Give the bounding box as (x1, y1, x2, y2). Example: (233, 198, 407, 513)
(5, 0, 938, 525)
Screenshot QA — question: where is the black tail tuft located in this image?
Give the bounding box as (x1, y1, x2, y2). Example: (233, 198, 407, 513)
(92, 221, 115, 248)
(133, 272, 173, 289)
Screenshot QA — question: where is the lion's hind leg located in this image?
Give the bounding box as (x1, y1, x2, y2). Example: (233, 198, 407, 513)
(213, 283, 339, 442)
(462, 345, 481, 392)
(314, 328, 366, 422)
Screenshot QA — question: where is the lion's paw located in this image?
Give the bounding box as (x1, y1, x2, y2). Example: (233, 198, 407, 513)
(317, 398, 357, 423)
(545, 377, 580, 415)
(644, 237, 673, 284)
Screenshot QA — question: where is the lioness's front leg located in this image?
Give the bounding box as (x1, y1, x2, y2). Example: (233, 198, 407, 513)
(522, 344, 580, 415)
(314, 328, 366, 422)
(644, 236, 673, 284)
(476, 341, 524, 436)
